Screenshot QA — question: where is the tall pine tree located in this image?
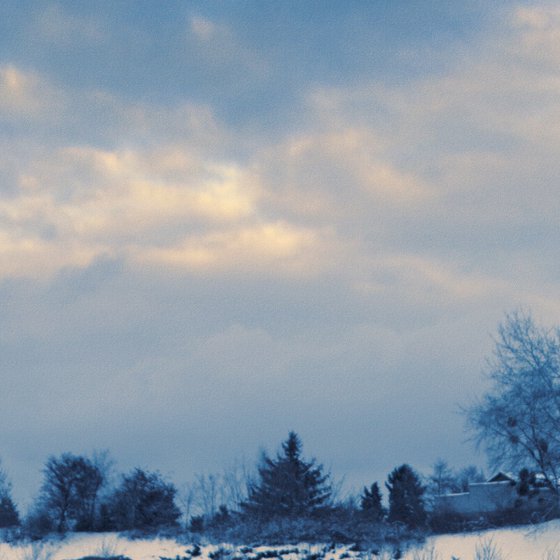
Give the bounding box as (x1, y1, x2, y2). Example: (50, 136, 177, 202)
(243, 432, 331, 520)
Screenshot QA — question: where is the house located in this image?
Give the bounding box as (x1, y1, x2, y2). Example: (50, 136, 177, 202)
(434, 472, 555, 516)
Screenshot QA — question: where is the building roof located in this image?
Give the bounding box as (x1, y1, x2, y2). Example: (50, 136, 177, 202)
(487, 472, 515, 483)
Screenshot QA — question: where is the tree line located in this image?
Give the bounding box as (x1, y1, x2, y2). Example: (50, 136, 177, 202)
(0, 431, 486, 542)
(1, 310, 558, 541)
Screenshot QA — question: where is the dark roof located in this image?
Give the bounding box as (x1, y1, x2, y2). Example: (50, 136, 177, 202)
(487, 472, 515, 483)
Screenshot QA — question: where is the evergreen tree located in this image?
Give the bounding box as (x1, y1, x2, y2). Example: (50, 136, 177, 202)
(386, 464, 426, 528)
(243, 431, 331, 520)
(360, 482, 384, 521)
(517, 468, 538, 497)
(0, 462, 19, 528)
(0, 495, 19, 527)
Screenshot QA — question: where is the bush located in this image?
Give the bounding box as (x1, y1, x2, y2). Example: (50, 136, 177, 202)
(108, 468, 181, 532)
(188, 514, 204, 533)
(72, 557, 132, 560)
(198, 508, 423, 547)
(22, 506, 55, 539)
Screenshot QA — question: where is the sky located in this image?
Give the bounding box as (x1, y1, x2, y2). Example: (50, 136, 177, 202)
(2, 0, 560, 509)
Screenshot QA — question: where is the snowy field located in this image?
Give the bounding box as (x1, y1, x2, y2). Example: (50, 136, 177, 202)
(2, 521, 560, 560)
(407, 520, 560, 559)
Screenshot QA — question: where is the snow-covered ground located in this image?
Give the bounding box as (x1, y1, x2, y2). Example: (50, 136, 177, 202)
(409, 520, 560, 559)
(2, 521, 560, 560)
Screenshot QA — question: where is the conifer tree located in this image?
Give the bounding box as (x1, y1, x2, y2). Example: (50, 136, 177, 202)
(386, 464, 426, 528)
(360, 482, 384, 521)
(243, 431, 331, 520)
(0, 495, 19, 527)
(0, 461, 19, 527)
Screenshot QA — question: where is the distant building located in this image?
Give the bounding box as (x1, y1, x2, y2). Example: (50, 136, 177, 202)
(434, 472, 554, 516)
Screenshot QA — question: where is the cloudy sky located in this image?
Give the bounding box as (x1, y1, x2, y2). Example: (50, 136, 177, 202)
(2, 0, 560, 507)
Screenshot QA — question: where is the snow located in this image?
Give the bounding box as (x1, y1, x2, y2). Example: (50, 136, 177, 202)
(405, 520, 560, 559)
(0, 533, 188, 560)
(1, 522, 560, 560)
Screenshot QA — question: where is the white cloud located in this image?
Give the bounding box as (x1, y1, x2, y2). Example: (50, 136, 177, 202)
(0, 143, 267, 279)
(54, 146, 259, 231)
(513, 5, 560, 55)
(190, 15, 218, 41)
(0, 230, 104, 279)
(285, 127, 432, 202)
(134, 222, 328, 276)
(0, 65, 54, 117)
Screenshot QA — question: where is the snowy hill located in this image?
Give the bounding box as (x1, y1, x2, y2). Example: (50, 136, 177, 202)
(2, 522, 560, 560)
(415, 520, 560, 559)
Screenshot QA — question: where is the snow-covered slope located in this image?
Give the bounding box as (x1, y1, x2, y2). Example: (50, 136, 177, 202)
(412, 520, 560, 559)
(2, 522, 560, 560)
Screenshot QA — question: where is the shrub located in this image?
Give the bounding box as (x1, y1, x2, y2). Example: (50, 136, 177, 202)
(474, 538, 505, 560)
(188, 515, 204, 533)
(72, 557, 132, 560)
(22, 506, 55, 539)
(108, 468, 181, 532)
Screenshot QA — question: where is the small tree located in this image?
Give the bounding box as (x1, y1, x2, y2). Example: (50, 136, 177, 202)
(194, 473, 219, 519)
(360, 482, 384, 521)
(517, 468, 538, 497)
(0, 495, 19, 528)
(39, 452, 106, 532)
(386, 464, 426, 528)
(428, 459, 456, 497)
(0, 461, 19, 527)
(109, 468, 181, 531)
(243, 431, 332, 520)
(455, 465, 485, 493)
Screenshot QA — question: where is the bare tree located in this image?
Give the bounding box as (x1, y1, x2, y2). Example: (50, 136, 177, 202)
(428, 459, 456, 497)
(183, 460, 253, 527)
(0, 460, 10, 498)
(465, 311, 560, 493)
(221, 460, 252, 512)
(195, 473, 219, 518)
(179, 482, 195, 522)
(455, 465, 485, 492)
